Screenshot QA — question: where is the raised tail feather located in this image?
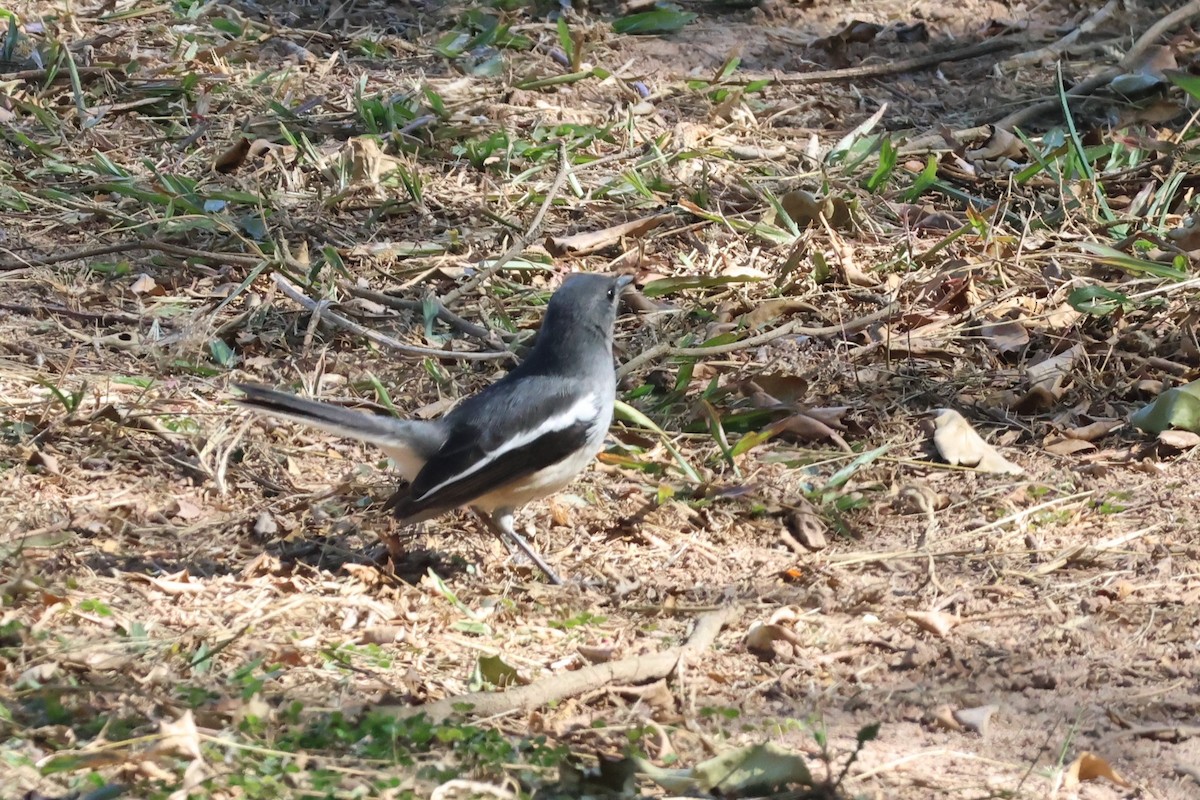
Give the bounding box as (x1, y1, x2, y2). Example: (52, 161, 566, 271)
(232, 383, 445, 481)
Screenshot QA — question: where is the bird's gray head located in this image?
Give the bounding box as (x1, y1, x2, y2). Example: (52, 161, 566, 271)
(538, 273, 632, 346)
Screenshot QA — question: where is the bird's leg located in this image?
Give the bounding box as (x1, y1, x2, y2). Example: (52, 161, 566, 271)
(475, 508, 563, 585)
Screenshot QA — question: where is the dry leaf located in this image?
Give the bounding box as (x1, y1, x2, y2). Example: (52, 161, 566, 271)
(545, 214, 672, 257)
(213, 137, 252, 173)
(906, 610, 959, 637)
(154, 710, 202, 761)
(952, 704, 997, 736)
(1026, 344, 1083, 395)
(929, 409, 1024, 475)
(1064, 751, 1132, 788)
(130, 273, 158, 295)
(745, 622, 803, 660)
(966, 126, 1024, 161)
(980, 318, 1029, 354)
(1158, 430, 1200, 450)
(1043, 437, 1095, 456)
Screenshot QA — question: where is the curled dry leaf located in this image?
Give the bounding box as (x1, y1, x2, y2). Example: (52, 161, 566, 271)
(784, 506, 827, 551)
(952, 704, 997, 736)
(129, 273, 158, 295)
(1064, 751, 1132, 788)
(906, 609, 959, 637)
(770, 412, 852, 452)
(929, 409, 1024, 475)
(980, 317, 1029, 355)
(1065, 418, 1123, 442)
(213, 137, 252, 173)
(966, 126, 1025, 161)
(154, 710, 203, 761)
(1158, 429, 1200, 450)
(1166, 213, 1200, 250)
(1026, 344, 1084, 396)
(1109, 44, 1177, 95)
(932, 704, 962, 731)
(745, 621, 803, 661)
(577, 643, 617, 664)
(544, 213, 673, 257)
(780, 190, 853, 230)
(1043, 436, 1095, 456)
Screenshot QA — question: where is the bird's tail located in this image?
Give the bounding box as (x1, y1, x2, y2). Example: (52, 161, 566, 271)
(232, 382, 445, 480)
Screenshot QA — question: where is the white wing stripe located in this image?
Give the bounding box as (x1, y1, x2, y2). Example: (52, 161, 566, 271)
(412, 393, 598, 503)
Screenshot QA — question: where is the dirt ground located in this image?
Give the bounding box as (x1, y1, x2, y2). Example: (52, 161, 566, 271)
(2, 0, 1200, 798)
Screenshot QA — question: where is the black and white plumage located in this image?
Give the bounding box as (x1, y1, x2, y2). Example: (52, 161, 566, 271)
(234, 272, 632, 584)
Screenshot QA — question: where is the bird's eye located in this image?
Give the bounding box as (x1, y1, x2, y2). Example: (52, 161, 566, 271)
(607, 287, 616, 300)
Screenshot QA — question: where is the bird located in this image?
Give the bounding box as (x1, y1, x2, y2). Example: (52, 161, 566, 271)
(233, 272, 633, 585)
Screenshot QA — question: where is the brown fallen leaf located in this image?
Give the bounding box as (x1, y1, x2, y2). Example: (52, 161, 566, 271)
(931, 704, 963, 731)
(770, 413, 852, 452)
(1043, 437, 1095, 456)
(966, 126, 1025, 161)
(906, 609, 959, 638)
(980, 317, 1029, 355)
(1064, 751, 1132, 788)
(213, 136, 251, 173)
(1064, 418, 1123, 441)
(784, 505, 827, 551)
(1026, 344, 1084, 396)
(780, 190, 852, 230)
(544, 213, 673, 257)
(1159, 430, 1200, 450)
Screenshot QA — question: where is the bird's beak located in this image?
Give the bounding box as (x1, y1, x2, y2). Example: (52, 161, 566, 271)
(615, 274, 635, 292)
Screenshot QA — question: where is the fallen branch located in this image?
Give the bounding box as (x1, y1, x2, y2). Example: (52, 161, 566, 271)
(0, 239, 262, 272)
(1000, 0, 1119, 70)
(617, 303, 899, 379)
(272, 274, 514, 362)
(996, 0, 1200, 131)
(718, 37, 1021, 86)
(377, 605, 739, 722)
(341, 284, 510, 348)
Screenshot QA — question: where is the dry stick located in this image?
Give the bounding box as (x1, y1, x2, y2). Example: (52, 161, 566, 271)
(341, 284, 509, 347)
(1001, 0, 1119, 69)
(272, 274, 514, 362)
(376, 605, 738, 722)
(720, 37, 1021, 86)
(997, 0, 1200, 131)
(442, 144, 573, 307)
(0, 239, 262, 271)
(617, 303, 899, 379)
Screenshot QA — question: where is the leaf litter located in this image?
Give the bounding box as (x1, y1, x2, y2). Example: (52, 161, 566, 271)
(2, 0, 1200, 798)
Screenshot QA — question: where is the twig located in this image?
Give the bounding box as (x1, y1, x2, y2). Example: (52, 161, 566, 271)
(0, 239, 262, 271)
(1001, 0, 1119, 70)
(720, 37, 1021, 86)
(0, 302, 145, 326)
(996, 0, 1200, 131)
(341, 284, 510, 347)
(376, 605, 738, 722)
(617, 303, 899, 378)
(442, 143, 573, 305)
(4, 65, 123, 82)
(272, 274, 515, 362)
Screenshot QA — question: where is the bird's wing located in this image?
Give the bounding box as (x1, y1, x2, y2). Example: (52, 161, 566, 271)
(387, 378, 602, 523)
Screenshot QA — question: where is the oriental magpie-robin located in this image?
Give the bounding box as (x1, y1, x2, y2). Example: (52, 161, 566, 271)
(234, 272, 632, 584)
